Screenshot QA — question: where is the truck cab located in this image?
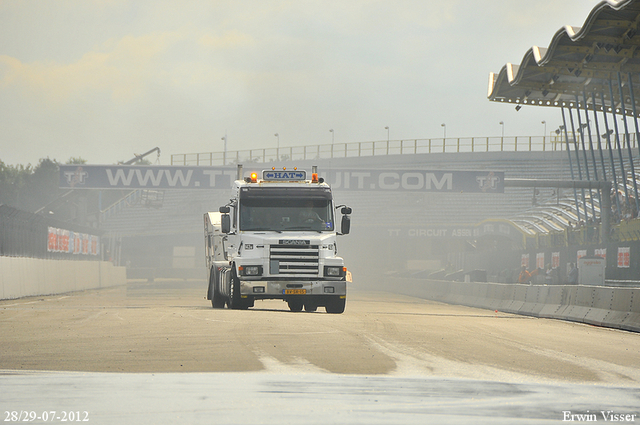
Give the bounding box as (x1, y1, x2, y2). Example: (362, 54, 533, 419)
(204, 165, 352, 313)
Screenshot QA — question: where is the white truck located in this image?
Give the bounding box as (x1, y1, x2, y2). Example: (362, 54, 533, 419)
(204, 165, 352, 313)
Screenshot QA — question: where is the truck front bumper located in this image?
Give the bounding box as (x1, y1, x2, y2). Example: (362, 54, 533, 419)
(239, 280, 347, 298)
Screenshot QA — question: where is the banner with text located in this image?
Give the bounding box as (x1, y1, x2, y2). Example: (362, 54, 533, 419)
(59, 165, 504, 193)
(47, 226, 100, 256)
(59, 165, 235, 190)
(322, 169, 503, 192)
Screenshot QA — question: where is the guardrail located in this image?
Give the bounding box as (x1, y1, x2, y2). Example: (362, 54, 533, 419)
(171, 134, 639, 166)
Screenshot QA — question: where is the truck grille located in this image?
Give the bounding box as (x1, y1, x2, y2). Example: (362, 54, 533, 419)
(269, 244, 319, 276)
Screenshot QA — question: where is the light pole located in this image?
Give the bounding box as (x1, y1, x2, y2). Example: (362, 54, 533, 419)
(329, 129, 334, 144)
(499, 121, 504, 138)
(541, 120, 546, 138)
(385, 126, 389, 142)
(441, 123, 446, 139)
(556, 125, 565, 141)
(221, 133, 227, 165)
(274, 133, 279, 159)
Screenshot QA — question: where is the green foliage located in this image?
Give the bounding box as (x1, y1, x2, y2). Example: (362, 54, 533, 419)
(0, 158, 60, 212)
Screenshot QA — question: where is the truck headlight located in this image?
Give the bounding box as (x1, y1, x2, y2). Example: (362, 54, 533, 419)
(324, 266, 343, 277)
(240, 265, 262, 276)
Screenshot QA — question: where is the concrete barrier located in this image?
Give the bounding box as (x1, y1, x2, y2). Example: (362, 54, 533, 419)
(519, 285, 543, 316)
(377, 277, 640, 333)
(585, 287, 616, 328)
(618, 289, 640, 332)
(503, 284, 526, 313)
(0, 257, 126, 300)
(537, 285, 564, 319)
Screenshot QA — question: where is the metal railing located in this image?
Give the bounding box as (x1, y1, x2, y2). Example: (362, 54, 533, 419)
(100, 190, 142, 223)
(171, 134, 639, 166)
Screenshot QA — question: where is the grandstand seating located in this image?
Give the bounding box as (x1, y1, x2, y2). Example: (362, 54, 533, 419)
(99, 150, 578, 235)
(99, 148, 640, 243)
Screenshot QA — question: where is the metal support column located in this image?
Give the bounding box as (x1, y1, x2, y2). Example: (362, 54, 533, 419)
(608, 78, 631, 210)
(591, 90, 608, 181)
(600, 91, 622, 218)
(567, 105, 589, 220)
(561, 106, 582, 222)
(576, 95, 597, 219)
(618, 72, 640, 214)
(581, 91, 600, 181)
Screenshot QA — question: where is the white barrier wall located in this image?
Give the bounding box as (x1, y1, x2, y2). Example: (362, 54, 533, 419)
(0, 257, 126, 300)
(378, 278, 640, 333)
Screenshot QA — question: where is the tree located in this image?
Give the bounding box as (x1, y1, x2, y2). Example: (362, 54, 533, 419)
(0, 158, 60, 212)
(0, 160, 32, 207)
(24, 158, 60, 212)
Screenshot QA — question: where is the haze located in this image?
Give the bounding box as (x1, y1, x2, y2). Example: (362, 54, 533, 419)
(1, 0, 599, 166)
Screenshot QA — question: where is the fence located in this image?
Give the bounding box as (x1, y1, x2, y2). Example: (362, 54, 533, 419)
(0, 204, 102, 260)
(171, 134, 640, 166)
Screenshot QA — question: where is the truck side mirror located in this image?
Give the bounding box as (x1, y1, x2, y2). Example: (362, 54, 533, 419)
(219, 206, 231, 233)
(341, 214, 350, 235)
(341, 206, 352, 215)
(221, 214, 231, 234)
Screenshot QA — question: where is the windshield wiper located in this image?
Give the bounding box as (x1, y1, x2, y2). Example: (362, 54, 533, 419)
(244, 227, 282, 233)
(283, 226, 323, 233)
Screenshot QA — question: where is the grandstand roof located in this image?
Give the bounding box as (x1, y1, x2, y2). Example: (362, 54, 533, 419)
(488, 0, 640, 116)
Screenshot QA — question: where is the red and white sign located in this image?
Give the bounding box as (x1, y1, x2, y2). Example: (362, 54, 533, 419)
(536, 252, 545, 269)
(594, 248, 606, 259)
(47, 227, 100, 256)
(521, 254, 530, 268)
(552, 252, 560, 269)
(618, 247, 630, 268)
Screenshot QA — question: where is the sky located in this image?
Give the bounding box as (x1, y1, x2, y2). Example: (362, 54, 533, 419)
(0, 0, 604, 166)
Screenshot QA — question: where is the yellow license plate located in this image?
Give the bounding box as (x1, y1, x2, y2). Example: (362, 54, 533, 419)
(283, 289, 306, 295)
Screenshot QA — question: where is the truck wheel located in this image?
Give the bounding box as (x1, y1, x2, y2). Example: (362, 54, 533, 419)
(287, 299, 304, 312)
(304, 302, 318, 312)
(212, 291, 225, 309)
(325, 297, 345, 314)
(210, 268, 225, 309)
(229, 275, 249, 310)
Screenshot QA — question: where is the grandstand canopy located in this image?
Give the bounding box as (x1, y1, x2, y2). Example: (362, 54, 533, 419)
(488, 0, 640, 116)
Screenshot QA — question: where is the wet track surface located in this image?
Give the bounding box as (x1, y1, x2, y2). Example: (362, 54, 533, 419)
(2, 371, 640, 424)
(1, 279, 639, 423)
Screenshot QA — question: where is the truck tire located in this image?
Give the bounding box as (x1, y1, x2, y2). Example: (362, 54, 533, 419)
(287, 299, 304, 312)
(210, 267, 225, 309)
(325, 297, 345, 314)
(304, 302, 318, 312)
(229, 273, 249, 310)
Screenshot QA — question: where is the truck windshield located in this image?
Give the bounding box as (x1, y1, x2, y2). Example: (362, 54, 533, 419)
(240, 198, 334, 232)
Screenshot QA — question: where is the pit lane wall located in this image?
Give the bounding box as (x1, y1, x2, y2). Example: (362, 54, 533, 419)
(0, 257, 126, 300)
(383, 278, 640, 333)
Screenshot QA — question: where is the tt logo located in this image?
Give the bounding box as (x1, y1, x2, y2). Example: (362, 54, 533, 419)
(476, 172, 500, 191)
(64, 167, 88, 187)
